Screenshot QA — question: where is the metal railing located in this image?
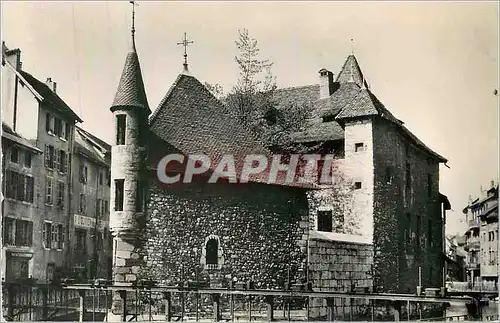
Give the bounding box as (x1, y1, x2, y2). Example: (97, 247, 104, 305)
(1, 280, 483, 322)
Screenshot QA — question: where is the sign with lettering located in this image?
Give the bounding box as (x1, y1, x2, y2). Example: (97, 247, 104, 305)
(74, 214, 96, 228)
(8, 251, 33, 259)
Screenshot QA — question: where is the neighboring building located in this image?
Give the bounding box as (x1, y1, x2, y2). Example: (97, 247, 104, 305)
(69, 126, 112, 280)
(1, 123, 42, 281)
(107, 19, 449, 320)
(463, 182, 499, 285)
(1, 42, 111, 283)
(445, 235, 466, 282)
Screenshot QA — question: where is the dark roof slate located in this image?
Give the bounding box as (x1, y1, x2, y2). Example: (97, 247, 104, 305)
(111, 49, 151, 114)
(150, 73, 269, 158)
(290, 121, 344, 143)
(273, 84, 319, 111)
(148, 73, 318, 189)
(74, 127, 110, 167)
(336, 54, 368, 88)
(275, 54, 447, 162)
(18, 70, 83, 123)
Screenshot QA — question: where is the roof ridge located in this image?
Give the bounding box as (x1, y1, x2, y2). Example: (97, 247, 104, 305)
(149, 73, 185, 126)
(277, 84, 319, 91)
(19, 70, 83, 122)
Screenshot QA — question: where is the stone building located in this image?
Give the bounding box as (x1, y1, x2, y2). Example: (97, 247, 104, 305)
(107, 18, 450, 320)
(1, 42, 111, 282)
(462, 182, 498, 285)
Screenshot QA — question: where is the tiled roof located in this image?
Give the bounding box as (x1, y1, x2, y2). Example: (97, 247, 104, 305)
(290, 120, 344, 143)
(273, 84, 319, 111)
(18, 70, 83, 123)
(74, 127, 110, 167)
(150, 73, 269, 160)
(336, 54, 368, 88)
(111, 47, 151, 115)
(75, 126, 111, 151)
(148, 73, 318, 189)
(273, 54, 447, 162)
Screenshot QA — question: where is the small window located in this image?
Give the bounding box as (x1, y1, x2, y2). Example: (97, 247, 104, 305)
(46, 177, 53, 205)
(54, 118, 62, 137)
(57, 181, 65, 209)
(59, 150, 67, 173)
(116, 115, 126, 145)
(43, 222, 52, 248)
(24, 151, 31, 168)
(65, 123, 70, 140)
(354, 181, 362, 189)
(355, 143, 364, 152)
(115, 179, 125, 211)
(322, 115, 335, 123)
(99, 172, 103, 185)
(46, 113, 51, 133)
(11, 147, 18, 163)
(79, 164, 88, 183)
(3, 218, 15, 245)
(317, 210, 333, 232)
(79, 194, 86, 214)
(57, 224, 64, 249)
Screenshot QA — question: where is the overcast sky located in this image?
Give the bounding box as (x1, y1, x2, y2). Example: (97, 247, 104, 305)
(2, 1, 498, 235)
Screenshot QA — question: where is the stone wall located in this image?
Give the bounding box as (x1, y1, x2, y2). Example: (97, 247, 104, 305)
(142, 180, 310, 290)
(372, 117, 443, 293)
(308, 238, 374, 319)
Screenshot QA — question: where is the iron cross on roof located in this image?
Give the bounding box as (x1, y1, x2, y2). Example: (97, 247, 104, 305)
(177, 32, 194, 71)
(129, 1, 139, 36)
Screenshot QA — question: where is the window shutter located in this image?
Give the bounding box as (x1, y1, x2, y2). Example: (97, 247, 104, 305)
(28, 222, 33, 247)
(61, 121, 66, 139)
(54, 150, 60, 172)
(42, 224, 47, 248)
(63, 153, 68, 173)
(45, 145, 49, 167)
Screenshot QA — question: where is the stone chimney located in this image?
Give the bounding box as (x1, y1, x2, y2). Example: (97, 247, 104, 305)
(319, 68, 335, 99)
(46, 77, 57, 93)
(491, 180, 495, 189)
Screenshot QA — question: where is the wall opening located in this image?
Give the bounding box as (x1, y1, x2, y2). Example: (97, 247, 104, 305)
(115, 179, 124, 211)
(116, 115, 126, 145)
(206, 238, 218, 266)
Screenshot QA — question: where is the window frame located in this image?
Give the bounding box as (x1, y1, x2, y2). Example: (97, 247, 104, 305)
(116, 114, 126, 145)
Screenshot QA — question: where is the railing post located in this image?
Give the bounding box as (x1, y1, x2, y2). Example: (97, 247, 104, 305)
(119, 290, 127, 322)
(163, 291, 171, 322)
(327, 298, 335, 321)
(230, 293, 234, 321)
(5, 283, 15, 321)
(79, 290, 86, 322)
(266, 295, 274, 321)
(248, 295, 252, 322)
(393, 300, 401, 322)
(212, 293, 221, 322)
(42, 285, 49, 321)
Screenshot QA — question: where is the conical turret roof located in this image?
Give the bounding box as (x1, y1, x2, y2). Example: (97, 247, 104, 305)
(110, 38, 150, 115)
